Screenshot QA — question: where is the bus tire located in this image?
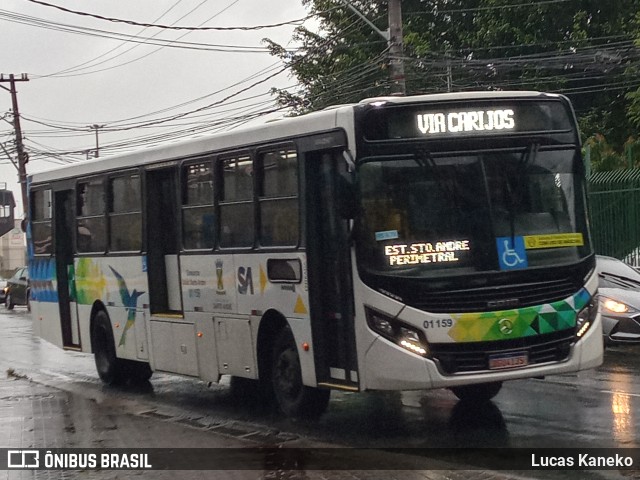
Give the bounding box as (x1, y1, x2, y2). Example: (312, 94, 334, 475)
(123, 359, 153, 383)
(271, 326, 330, 419)
(92, 310, 124, 385)
(450, 381, 503, 403)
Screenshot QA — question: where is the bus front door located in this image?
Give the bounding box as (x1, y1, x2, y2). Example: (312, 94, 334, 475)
(306, 150, 358, 391)
(54, 189, 81, 349)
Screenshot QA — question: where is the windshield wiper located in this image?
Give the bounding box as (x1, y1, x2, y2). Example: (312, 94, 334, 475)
(520, 142, 540, 167)
(504, 143, 540, 241)
(414, 149, 459, 205)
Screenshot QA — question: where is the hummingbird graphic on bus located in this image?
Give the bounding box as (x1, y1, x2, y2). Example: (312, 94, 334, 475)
(109, 266, 144, 347)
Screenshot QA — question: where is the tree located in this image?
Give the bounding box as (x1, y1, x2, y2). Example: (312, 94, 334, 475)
(264, 1, 392, 114)
(266, 0, 640, 148)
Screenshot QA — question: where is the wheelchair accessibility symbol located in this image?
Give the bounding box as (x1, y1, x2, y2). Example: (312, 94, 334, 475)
(496, 236, 528, 270)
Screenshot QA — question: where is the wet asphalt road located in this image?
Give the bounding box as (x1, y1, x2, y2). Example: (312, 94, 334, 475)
(0, 306, 638, 456)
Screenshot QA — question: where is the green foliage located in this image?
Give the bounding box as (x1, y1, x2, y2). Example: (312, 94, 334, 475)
(585, 134, 640, 172)
(266, 0, 640, 144)
(585, 134, 625, 172)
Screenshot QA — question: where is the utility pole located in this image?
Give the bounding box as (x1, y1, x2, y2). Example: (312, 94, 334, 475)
(387, 0, 406, 95)
(0, 73, 30, 220)
(337, 0, 406, 95)
(89, 124, 105, 158)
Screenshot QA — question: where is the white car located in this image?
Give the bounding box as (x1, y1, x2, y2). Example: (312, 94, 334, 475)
(597, 255, 640, 344)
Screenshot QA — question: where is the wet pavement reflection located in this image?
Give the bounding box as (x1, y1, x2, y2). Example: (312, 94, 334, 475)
(1, 307, 638, 453)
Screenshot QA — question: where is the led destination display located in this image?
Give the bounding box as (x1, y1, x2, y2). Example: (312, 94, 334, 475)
(416, 109, 515, 135)
(364, 100, 573, 140)
(383, 240, 471, 266)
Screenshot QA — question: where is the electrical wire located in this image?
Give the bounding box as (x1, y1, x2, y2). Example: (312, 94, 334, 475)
(23, 0, 315, 31)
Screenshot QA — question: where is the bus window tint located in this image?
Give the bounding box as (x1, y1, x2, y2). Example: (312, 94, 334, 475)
(219, 155, 254, 248)
(76, 179, 106, 253)
(259, 149, 299, 247)
(31, 189, 52, 255)
(108, 174, 142, 252)
(182, 162, 215, 249)
(357, 148, 588, 275)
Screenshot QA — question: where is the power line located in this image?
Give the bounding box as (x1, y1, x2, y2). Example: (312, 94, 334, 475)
(404, 0, 573, 16)
(0, 9, 293, 57)
(23, 0, 315, 31)
(39, 0, 244, 78)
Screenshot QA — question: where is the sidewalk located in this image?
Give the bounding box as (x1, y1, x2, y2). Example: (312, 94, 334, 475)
(0, 367, 530, 480)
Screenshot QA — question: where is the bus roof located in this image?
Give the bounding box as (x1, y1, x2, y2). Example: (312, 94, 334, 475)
(29, 90, 558, 185)
(357, 90, 560, 106)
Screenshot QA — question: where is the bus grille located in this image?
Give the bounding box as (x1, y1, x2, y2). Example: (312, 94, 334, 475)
(409, 277, 579, 313)
(431, 330, 574, 375)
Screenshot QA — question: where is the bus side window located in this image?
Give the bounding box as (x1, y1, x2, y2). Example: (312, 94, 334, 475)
(258, 148, 299, 247)
(76, 179, 106, 253)
(108, 173, 142, 252)
(219, 154, 254, 248)
(182, 161, 215, 250)
(31, 189, 53, 255)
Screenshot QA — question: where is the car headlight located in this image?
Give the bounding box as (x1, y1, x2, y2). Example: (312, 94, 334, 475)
(599, 296, 638, 315)
(365, 307, 429, 357)
(576, 297, 598, 338)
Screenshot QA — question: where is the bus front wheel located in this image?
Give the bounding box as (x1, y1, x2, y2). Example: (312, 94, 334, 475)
(271, 326, 330, 419)
(92, 310, 124, 385)
(450, 381, 503, 403)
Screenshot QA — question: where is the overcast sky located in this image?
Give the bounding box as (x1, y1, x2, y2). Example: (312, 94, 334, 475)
(1, 0, 313, 217)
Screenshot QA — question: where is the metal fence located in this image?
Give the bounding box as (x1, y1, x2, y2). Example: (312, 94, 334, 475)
(588, 168, 640, 266)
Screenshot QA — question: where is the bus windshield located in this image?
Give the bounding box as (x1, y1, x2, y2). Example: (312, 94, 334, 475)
(356, 146, 591, 278)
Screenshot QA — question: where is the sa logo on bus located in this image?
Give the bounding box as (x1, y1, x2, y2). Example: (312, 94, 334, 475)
(237, 267, 254, 295)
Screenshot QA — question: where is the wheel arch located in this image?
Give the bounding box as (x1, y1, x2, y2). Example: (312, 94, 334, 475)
(256, 308, 288, 381)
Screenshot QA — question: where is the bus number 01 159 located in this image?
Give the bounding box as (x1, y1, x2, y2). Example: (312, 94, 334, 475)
(423, 319, 453, 329)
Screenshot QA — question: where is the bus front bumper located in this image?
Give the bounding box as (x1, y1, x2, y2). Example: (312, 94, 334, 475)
(362, 312, 603, 391)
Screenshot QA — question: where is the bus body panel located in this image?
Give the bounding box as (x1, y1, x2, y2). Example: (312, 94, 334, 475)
(363, 317, 602, 390)
(397, 269, 599, 345)
(356, 269, 602, 391)
(177, 253, 310, 319)
(191, 310, 219, 382)
(31, 299, 63, 348)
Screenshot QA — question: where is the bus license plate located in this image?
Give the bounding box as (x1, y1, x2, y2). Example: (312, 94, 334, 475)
(488, 352, 528, 370)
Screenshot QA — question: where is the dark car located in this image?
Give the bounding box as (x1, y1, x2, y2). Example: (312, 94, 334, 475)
(4, 266, 29, 310)
(596, 255, 640, 344)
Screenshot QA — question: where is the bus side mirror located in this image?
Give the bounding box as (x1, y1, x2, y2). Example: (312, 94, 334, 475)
(336, 173, 358, 219)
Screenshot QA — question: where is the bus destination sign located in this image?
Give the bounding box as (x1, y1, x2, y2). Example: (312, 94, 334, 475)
(364, 100, 573, 141)
(416, 109, 515, 136)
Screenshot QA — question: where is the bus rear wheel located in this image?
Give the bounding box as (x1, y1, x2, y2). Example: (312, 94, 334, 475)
(123, 359, 153, 383)
(271, 327, 330, 419)
(450, 381, 503, 403)
(92, 310, 124, 385)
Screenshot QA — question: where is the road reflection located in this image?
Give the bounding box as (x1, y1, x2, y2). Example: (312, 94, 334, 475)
(609, 374, 635, 445)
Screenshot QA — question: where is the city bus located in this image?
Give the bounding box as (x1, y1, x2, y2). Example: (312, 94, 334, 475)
(27, 91, 603, 419)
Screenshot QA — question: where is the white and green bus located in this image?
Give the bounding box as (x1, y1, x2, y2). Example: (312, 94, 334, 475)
(28, 91, 603, 418)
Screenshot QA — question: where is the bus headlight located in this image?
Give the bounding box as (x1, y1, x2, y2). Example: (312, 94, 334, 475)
(576, 297, 598, 338)
(365, 307, 429, 357)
